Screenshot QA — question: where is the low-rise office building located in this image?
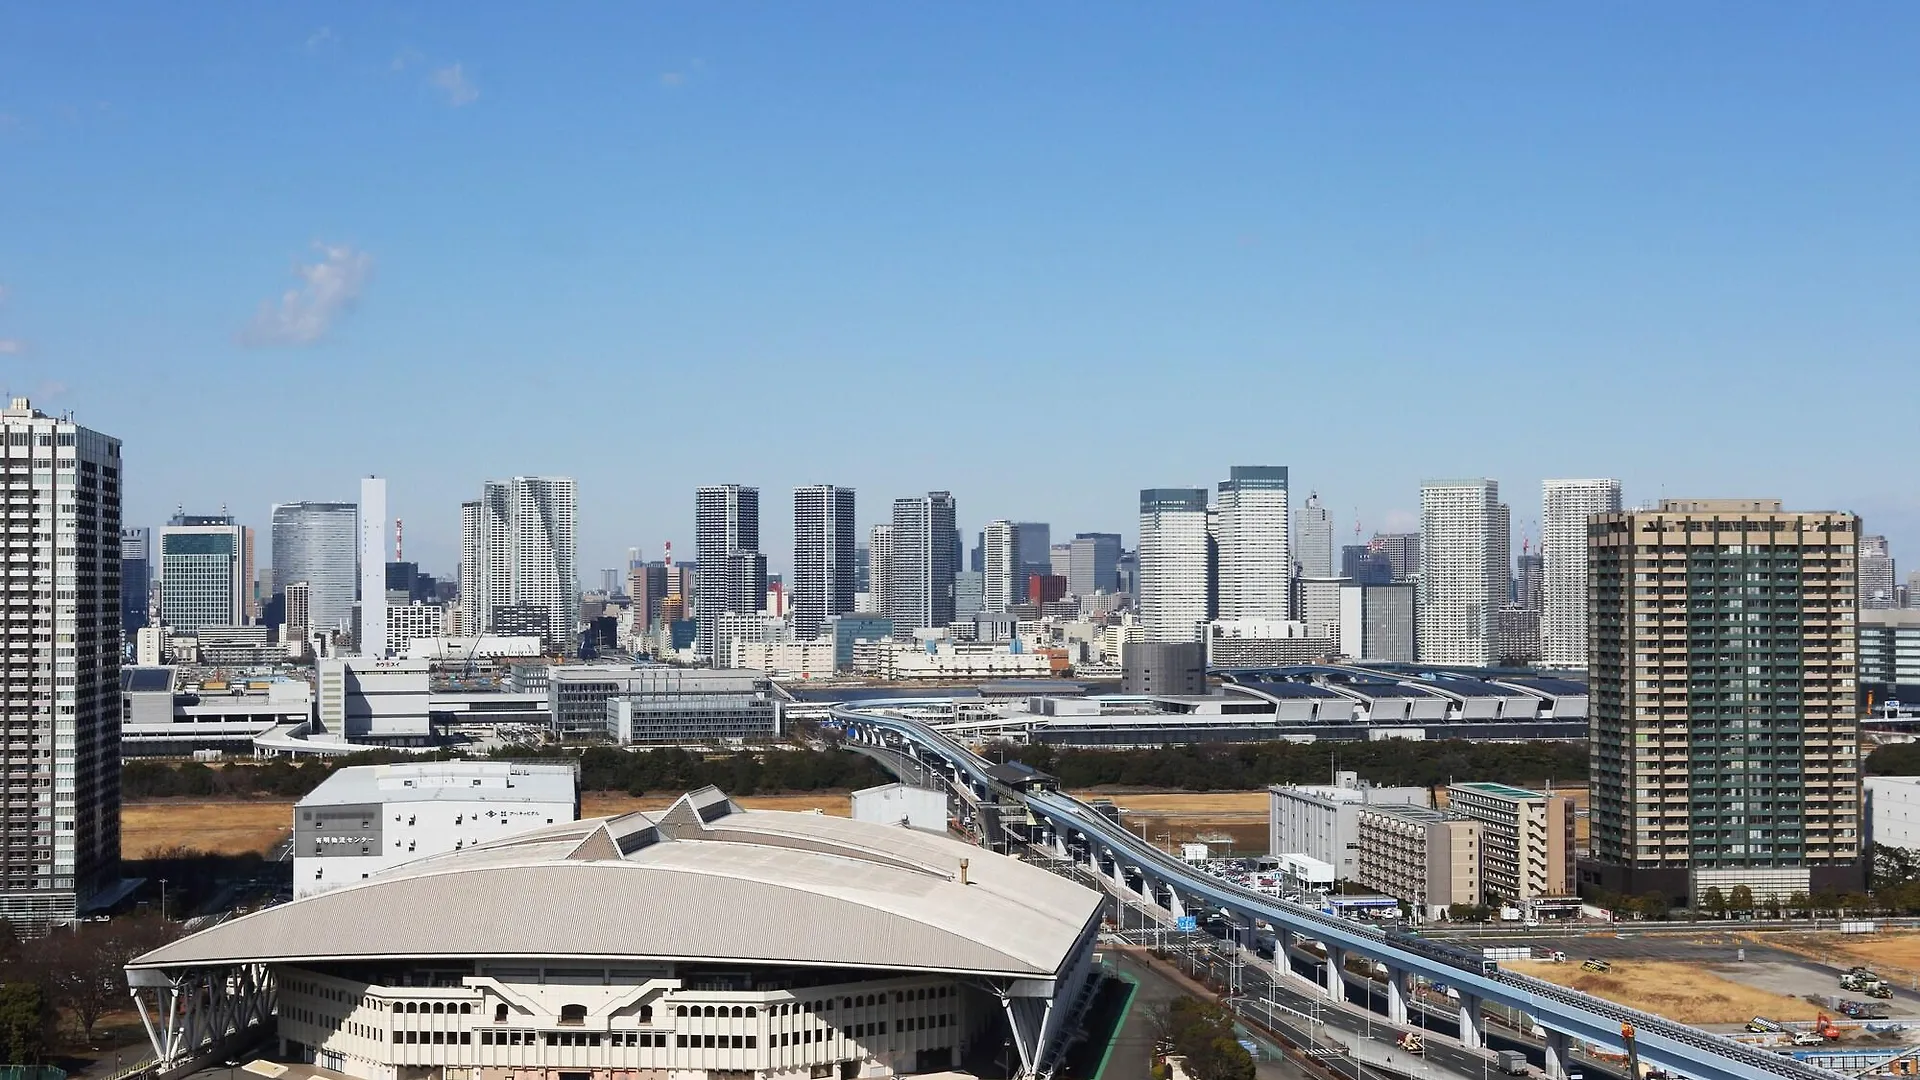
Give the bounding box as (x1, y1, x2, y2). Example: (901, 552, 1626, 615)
(121, 667, 314, 756)
(1445, 781, 1574, 904)
(1355, 804, 1480, 920)
(293, 761, 579, 898)
(547, 665, 677, 738)
(728, 639, 837, 680)
(315, 657, 432, 746)
(850, 640, 1052, 681)
(604, 668, 783, 746)
(1205, 619, 1337, 669)
(1268, 773, 1429, 881)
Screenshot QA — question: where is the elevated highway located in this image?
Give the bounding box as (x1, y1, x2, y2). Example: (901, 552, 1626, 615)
(831, 701, 1844, 1080)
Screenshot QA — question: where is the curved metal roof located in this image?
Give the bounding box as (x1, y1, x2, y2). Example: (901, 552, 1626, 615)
(129, 788, 1101, 980)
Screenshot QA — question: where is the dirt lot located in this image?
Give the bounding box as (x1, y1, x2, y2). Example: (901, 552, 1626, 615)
(122, 799, 293, 858)
(1508, 958, 1822, 1025)
(1073, 790, 1270, 854)
(1768, 931, 1920, 979)
(120, 792, 858, 861)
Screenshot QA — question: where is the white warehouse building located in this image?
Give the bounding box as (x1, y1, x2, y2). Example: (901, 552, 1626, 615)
(129, 788, 1104, 1080)
(293, 761, 579, 898)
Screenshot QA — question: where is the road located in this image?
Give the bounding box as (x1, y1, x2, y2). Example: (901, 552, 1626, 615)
(1101, 949, 1315, 1080)
(1114, 904, 1626, 1080)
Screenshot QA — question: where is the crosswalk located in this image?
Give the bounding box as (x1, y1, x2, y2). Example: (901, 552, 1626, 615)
(1304, 1046, 1349, 1060)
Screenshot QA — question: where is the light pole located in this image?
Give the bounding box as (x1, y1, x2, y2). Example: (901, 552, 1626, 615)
(159, 878, 168, 923)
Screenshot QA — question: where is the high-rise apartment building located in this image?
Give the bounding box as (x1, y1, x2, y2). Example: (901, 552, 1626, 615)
(1296, 492, 1333, 579)
(1583, 499, 1863, 904)
(1417, 480, 1509, 666)
(982, 521, 1021, 613)
(888, 493, 957, 633)
(865, 527, 894, 619)
(460, 478, 579, 652)
(269, 501, 359, 636)
(1139, 488, 1210, 643)
(159, 512, 249, 631)
(0, 399, 121, 927)
(1540, 478, 1623, 669)
(1369, 533, 1421, 583)
(359, 478, 388, 659)
(1447, 782, 1575, 904)
(1068, 533, 1121, 598)
(285, 581, 312, 647)
(120, 527, 150, 636)
(1861, 535, 1897, 610)
(695, 485, 762, 662)
(1514, 552, 1544, 611)
(1216, 466, 1291, 620)
(792, 485, 856, 639)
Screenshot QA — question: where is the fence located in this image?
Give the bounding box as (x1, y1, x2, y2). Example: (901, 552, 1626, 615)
(0, 1066, 66, 1080)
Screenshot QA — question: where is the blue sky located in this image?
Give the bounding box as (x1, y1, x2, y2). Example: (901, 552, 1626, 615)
(3, 6, 1916, 580)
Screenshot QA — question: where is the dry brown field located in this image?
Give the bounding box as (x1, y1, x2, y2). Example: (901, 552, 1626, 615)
(1506, 959, 1820, 1026)
(122, 799, 293, 858)
(119, 791, 859, 861)
(1070, 790, 1271, 853)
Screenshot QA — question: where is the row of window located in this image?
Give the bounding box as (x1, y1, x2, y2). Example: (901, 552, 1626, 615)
(477, 1030, 663, 1048)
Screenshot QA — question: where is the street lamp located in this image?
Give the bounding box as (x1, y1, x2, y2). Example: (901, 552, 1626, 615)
(159, 878, 168, 922)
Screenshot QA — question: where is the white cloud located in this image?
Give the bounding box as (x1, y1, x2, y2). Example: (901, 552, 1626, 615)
(0, 340, 22, 355)
(305, 27, 337, 52)
(240, 244, 373, 347)
(430, 64, 479, 106)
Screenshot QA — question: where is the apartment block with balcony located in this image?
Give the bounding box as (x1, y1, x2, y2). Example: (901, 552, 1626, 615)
(1446, 782, 1574, 905)
(1581, 500, 1863, 906)
(1355, 805, 1479, 921)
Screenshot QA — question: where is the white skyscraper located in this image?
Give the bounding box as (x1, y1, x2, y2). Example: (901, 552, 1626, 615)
(792, 485, 855, 639)
(1216, 466, 1291, 620)
(462, 477, 579, 652)
(888, 492, 957, 633)
(1418, 479, 1510, 666)
(0, 398, 120, 927)
(867, 525, 894, 621)
(1296, 491, 1333, 579)
(982, 520, 1021, 613)
(1139, 488, 1211, 643)
(1540, 478, 1623, 669)
(270, 501, 359, 634)
(359, 477, 388, 659)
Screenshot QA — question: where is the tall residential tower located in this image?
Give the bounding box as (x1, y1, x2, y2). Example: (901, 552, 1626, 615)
(888, 492, 958, 634)
(0, 399, 121, 927)
(1582, 499, 1862, 904)
(792, 485, 856, 639)
(694, 485, 763, 662)
(1540, 478, 1623, 669)
(1417, 480, 1509, 666)
(1296, 492, 1333, 579)
(459, 477, 579, 651)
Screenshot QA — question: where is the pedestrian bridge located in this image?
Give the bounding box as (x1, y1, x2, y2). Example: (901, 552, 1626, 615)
(832, 702, 1844, 1080)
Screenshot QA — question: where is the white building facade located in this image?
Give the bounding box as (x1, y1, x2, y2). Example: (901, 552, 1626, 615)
(1216, 466, 1291, 621)
(1417, 479, 1510, 666)
(1138, 488, 1210, 643)
(293, 761, 578, 898)
(1296, 491, 1333, 579)
(360, 477, 388, 659)
(982, 520, 1020, 613)
(0, 398, 122, 927)
(462, 478, 579, 653)
(1539, 478, 1622, 669)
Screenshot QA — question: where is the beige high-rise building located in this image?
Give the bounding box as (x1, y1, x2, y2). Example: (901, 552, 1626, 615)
(1447, 782, 1575, 904)
(1582, 500, 1862, 906)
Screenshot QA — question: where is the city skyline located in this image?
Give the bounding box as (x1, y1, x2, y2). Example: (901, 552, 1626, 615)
(6, 7, 1916, 576)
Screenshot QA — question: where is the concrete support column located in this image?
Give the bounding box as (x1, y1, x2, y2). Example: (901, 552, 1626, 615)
(1384, 967, 1412, 1026)
(1543, 1028, 1571, 1080)
(1051, 829, 1068, 859)
(1322, 945, 1345, 1002)
(1456, 994, 1484, 1050)
(1165, 884, 1185, 920)
(1287, 933, 1317, 985)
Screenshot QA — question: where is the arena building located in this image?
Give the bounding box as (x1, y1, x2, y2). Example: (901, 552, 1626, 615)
(126, 787, 1105, 1080)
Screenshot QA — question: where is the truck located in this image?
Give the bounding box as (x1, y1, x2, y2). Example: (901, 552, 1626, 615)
(1746, 1016, 1784, 1033)
(1396, 1032, 1425, 1055)
(1496, 1049, 1529, 1075)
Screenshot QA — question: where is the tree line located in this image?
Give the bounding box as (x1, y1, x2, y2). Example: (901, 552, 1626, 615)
(999, 739, 1588, 791)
